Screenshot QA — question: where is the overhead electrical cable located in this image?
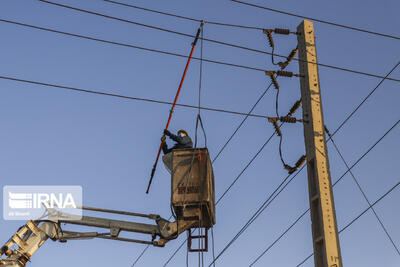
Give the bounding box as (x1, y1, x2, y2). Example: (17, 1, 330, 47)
(163, 117, 284, 266)
(0, 75, 274, 119)
(103, 0, 264, 30)
(325, 127, 400, 256)
(296, 177, 400, 267)
(231, 0, 400, 41)
(248, 209, 309, 266)
(211, 118, 400, 266)
(208, 61, 400, 265)
(162, 107, 281, 267)
(165, 100, 303, 266)
(212, 83, 273, 164)
(0, 19, 269, 73)
(130, 245, 149, 267)
(330, 60, 400, 137)
(246, 60, 400, 264)
(160, 53, 399, 267)
(208, 170, 297, 266)
(249, 119, 400, 266)
(36, 1, 400, 82)
(159, 81, 275, 266)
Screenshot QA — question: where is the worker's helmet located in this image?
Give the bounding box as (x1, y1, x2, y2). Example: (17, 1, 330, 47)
(177, 129, 188, 137)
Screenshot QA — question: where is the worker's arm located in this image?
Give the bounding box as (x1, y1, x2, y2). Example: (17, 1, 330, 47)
(169, 134, 184, 143)
(164, 129, 184, 144)
(162, 142, 171, 154)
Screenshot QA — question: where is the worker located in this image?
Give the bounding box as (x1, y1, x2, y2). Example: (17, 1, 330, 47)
(161, 129, 193, 173)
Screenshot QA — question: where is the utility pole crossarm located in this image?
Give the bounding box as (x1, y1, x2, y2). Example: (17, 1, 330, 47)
(297, 20, 343, 267)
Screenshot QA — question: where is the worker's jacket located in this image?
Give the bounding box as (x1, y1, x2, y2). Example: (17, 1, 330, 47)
(162, 134, 193, 154)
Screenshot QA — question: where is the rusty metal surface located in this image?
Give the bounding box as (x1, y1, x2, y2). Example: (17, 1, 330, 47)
(170, 148, 215, 228)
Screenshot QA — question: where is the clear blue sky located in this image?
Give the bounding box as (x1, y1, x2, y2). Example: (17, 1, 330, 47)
(0, 0, 399, 266)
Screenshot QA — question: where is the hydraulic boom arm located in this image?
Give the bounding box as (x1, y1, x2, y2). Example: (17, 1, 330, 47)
(0, 206, 198, 267)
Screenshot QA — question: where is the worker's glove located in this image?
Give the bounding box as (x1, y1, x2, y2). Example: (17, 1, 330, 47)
(161, 135, 166, 142)
(164, 129, 172, 136)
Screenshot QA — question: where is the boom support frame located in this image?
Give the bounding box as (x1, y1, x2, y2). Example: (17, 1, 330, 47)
(0, 206, 200, 267)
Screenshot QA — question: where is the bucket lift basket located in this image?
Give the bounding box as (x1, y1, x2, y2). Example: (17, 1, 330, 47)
(170, 148, 216, 229)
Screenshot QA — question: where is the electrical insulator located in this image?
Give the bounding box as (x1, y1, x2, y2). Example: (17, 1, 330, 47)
(266, 71, 279, 89)
(278, 61, 288, 70)
(288, 99, 302, 116)
(276, 70, 294, 77)
(274, 28, 290, 35)
(263, 29, 274, 48)
(287, 48, 298, 63)
(271, 75, 279, 89)
(271, 120, 282, 137)
(279, 116, 297, 123)
(284, 164, 296, 174)
(295, 155, 306, 168)
(278, 48, 298, 70)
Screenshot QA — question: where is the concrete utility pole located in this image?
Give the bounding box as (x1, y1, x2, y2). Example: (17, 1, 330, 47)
(297, 20, 343, 267)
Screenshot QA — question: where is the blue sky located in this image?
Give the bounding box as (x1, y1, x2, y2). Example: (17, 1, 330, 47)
(0, 0, 399, 266)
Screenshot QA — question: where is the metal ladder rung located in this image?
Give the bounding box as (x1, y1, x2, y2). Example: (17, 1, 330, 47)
(187, 228, 209, 252)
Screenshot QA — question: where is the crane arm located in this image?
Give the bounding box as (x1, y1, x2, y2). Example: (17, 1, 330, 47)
(0, 206, 198, 266)
(0, 220, 58, 267)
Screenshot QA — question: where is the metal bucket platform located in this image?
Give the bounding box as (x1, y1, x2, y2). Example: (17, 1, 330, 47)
(170, 148, 215, 229)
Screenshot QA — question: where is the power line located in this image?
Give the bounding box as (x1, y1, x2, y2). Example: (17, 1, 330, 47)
(161, 60, 399, 266)
(36, 0, 400, 83)
(0, 16, 275, 265)
(249, 209, 309, 266)
(216, 129, 277, 205)
(296, 178, 400, 267)
(248, 119, 400, 266)
(163, 110, 286, 266)
(163, 55, 399, 267)
(165, 93, 302, 266)
(0, 19, 269, 73)
(206, 58, 400, 264)
(331, 61, 400, 137)
(162, 236, 187, 266)
(209, 148, 309, 266)
(212, 83, 273, 164)
(246, 61, 400, 264)
(326, 127, 400, 256)
(38, 0, 291, 56)
(162, 84, 284, 266)
(208, 170, 299, 266)
(0, 75, 275, 119)
(0, 74, 277, 267)
(104, 0, 264, 30)
(226, 117, 400, 266)
(162, 119, 280, 267)
(144, 82, 274, 265)
(231, 0, 400, 41)
(130, 245, 149, 266)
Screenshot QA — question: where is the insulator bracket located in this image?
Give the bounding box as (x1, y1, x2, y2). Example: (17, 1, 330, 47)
(274, 28, 290, 35)
(278, 47, 298, 70)
(287, 99, 302, 116)
(295, 155, 306, 169)
(268, 116, 303, 124)
(263, 29, 274, 48)
(268, 117, 282, 136)
(265, 71, 279, 89)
